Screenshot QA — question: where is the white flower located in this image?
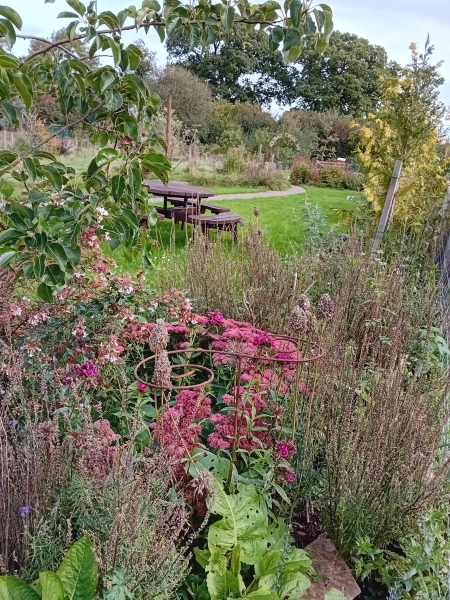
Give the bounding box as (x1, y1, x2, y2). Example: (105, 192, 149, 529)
(104, 232, 111, 241)
(95, 207, 109, 221)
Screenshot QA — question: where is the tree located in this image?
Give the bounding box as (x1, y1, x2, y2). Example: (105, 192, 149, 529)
(356, 40, 448, 224)
(131, 39, 157, 79)
(149, 65, 212, 137)
(293, 31, 399, 117)
(0, 0, 334, 299)
(167, 27, 298, 106)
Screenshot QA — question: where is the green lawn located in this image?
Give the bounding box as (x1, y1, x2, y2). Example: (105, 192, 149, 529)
(103, 186, 359, 273)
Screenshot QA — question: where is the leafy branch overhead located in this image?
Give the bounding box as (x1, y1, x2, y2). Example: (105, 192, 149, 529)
(0, 0, 333, 301)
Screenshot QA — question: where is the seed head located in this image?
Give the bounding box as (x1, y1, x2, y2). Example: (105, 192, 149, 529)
(296, 294, 311, 311)
(152, 349, 172, 389)
(316, 294, 335, 321)
(288, 305, 308, 336)
(148, 319, 169, 352)
(253, 206, 260, 217)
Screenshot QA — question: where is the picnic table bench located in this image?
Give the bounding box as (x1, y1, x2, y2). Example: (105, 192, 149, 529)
(187, 213, 244, 243)
(166, 196, 230, 215)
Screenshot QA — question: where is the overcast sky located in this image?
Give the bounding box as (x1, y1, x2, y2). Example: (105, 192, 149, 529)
(13, 0, 450, 108)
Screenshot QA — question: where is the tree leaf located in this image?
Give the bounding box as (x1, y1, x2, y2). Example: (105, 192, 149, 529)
(39, 572, 65, 600)
(0, 53, 18, 68)
(0, 6, 23, 29)
(57, 11, 80, 18)
(111, 174, 125, 201)
(127, 43, 142, 71)
(105, 89, 123, 111)
(33, 151, 57, 161)
(98, 10, 120, 29)
(1, 100, 18, 126)
(0, 247, 18, 268)
(40, 165, 63, 190)
(283, 28, 301, 52)
(57, 535, 98, 600)
(33, 254, 46, 279)
(46, 241, 68, 269)
(268, 26, 283, 51)
(95, 148, 119, 168)
(14, 72, 33, 110)
(0, 150, 17, 167)
(37, 282, 54, 302)
(108, 38, 121, 66)
(100, 70, 116, 92)
(0, 576, 41, 599)
(23, 157, 37, 181)
(0, 18, 16, 46)
(0, 179, 14, 198)
(66, 0, 86, 17)
(221, 5, 235, 29)
(289, 0, 302, 28)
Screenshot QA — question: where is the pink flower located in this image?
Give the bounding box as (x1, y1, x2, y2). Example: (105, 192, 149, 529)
(207, 311, 225, 326)
(252, 332, 275, 348)
(286, 472, 294, 482)
(278, 443, 289, 458)
(138, 382, 149, 392)
(81, 361, 98, 377)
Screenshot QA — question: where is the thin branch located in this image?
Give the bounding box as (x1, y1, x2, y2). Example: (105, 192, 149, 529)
(18, 17, 282, 64)
(6, 101, 106, 172)
(17, 33, 90, 67)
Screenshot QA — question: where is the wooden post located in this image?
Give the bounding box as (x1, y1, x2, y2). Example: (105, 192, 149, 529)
(371, 160, 403, 256)
(165, 94, 172, 159)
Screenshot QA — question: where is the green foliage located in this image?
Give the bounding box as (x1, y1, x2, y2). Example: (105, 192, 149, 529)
(354, 504, 450, 598)
(291, 163, 364, 191)
(196, 480, 314, 600)
(0, 536, 97, 600)
(356, 39, 448, 224)
(294, 32, 399, 117)
(0, 0, 334, 297)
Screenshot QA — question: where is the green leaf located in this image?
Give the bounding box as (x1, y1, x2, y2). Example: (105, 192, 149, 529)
(67, 20, 79, 42)
(105, 89, 123, 111)
(284, 43, 302, 62)
(0, 179, 14, 198)
(1, 101, 17, 127)
(47, 216, 64, 237)
(127, 43, 142, 70)
(46, 242, 68, 269)
(33, 254, 46, 279)
(39, 572, 65, 600)
(98, 10, 120, 29)
(37, 282, 54, 302)
(289, 0, 302, 28)
(221, 5, 235, 29)
(14, 72, 33, 110)
(111, 174, 125, 201)
(33, 151, 57, 161)
(57, 11, 80, 18)
(283, 28, 301, 52)
(57, 535, 98, 600)
(65, 244, 81, 266)
(100, 70, 116, 92)
(95, 148, 119, 168)
(0, 247, 18, 267)
(268, 26, 283, 51)
(0, 6, 23, 29)
(23, 157, 37, 181)
(0, 576, 41, 599)
(0, 18, 16, 46)
(324, 590, 350, 600)
(0, 150, 17, 167)
(66, 0, 86, 17)
(40, 165, 63, 190)
(0, 53, 18, 68)
(194, 547, 211, 569)
(108, 37, 121, 66)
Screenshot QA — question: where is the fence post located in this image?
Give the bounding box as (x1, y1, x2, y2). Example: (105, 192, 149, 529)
(371, 160, 403, 256)
(165, 94, 172, 159)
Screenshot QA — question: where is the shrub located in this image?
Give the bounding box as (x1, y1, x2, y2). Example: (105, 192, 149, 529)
(291, 162, 313, 185)
(223, 146, 245, 173)
(291, 162, 364, 190)
(318, 166, 344, 188)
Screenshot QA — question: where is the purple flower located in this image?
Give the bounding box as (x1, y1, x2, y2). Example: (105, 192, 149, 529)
(207, 311, 225, 326)
(20, 506, 31, 517)
(138, 382, 149, 392)
(286, 473, 294, 483)
(10, 419, 19, 427)
(252, 333, 275, 348)
(81, 361, 98, 377)
(275, 352, 293, 361)
(278, 443, 289, 458)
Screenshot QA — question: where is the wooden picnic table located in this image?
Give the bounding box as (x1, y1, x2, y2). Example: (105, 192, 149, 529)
(143, 179, 215, 218)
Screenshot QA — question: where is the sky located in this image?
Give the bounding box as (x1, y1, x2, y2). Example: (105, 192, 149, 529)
(12, 0, 450, 108)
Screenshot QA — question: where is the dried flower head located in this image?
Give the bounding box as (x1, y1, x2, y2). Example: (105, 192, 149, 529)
(296, 294, 311, 311)
(316, 293, 335, 321)
(152, 350, 172, 389)
(306, 312, 318, 337)
(253, 206, 260, 217)
(288, 305, 308, 336)
(148, 319, 169, 352)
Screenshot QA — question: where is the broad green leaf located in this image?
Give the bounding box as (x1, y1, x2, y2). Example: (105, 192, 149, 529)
(57, 535, 98, 600)
(283, 28, 301, 52)
(66, 0, 86, 16)
(108, 37, 121, 66)
(39, 572, 65, 600)
(0, 18, 16, 46)
(40, 166, 63, 190)
(127, 43, 142, 70)
(2, 100, 18, 127)
(207, 481, 267, 564)
(0, 247, 18, 267)
(194, 547, 211, 569)
(221, 5, 235, 29)
(111, 174, 125, 201)
(42, 263, 65, 286)
(33, 254, 46, 279)
(105, 89, 123, 111)
(0, 6, 22, 29)
(98, 10, 120, 29)
(0, 228, 20, 243)
(289, 0, 302, 28)
(0, 150, 17, 167)
(0, 179, 14, 198)
(278, 570, 311, 600)
(46, 241, 68, 269)
(96, 148, 119, 168)
(67, 20, 79, 42)
(57, 11, 80, 18)
(65, 245, 81, 266)
(47, 216, 64, 237)
(33, 151, 57, 161)
(14, 72, 33, 110)
(37, 282, 54, 302)
(23, 157, 37, 181)
(284, 43, 302, 62)
(0, 53, 18, 68)
(147, 206, 158, 227)
(100, 70, 116, 92)
(206, 553, 245, 600)
(0, 576, 41, 599)
(268, 26, 283, 51)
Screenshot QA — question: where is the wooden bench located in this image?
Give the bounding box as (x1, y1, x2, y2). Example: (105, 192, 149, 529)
(167, 197, 230, 215)
(187, 213, 244, 243)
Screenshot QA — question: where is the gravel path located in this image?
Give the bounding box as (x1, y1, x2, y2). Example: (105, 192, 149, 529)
(213, 185, 305, 201)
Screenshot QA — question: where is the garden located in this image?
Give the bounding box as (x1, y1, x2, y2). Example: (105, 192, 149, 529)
(1, 2, 450, 600)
